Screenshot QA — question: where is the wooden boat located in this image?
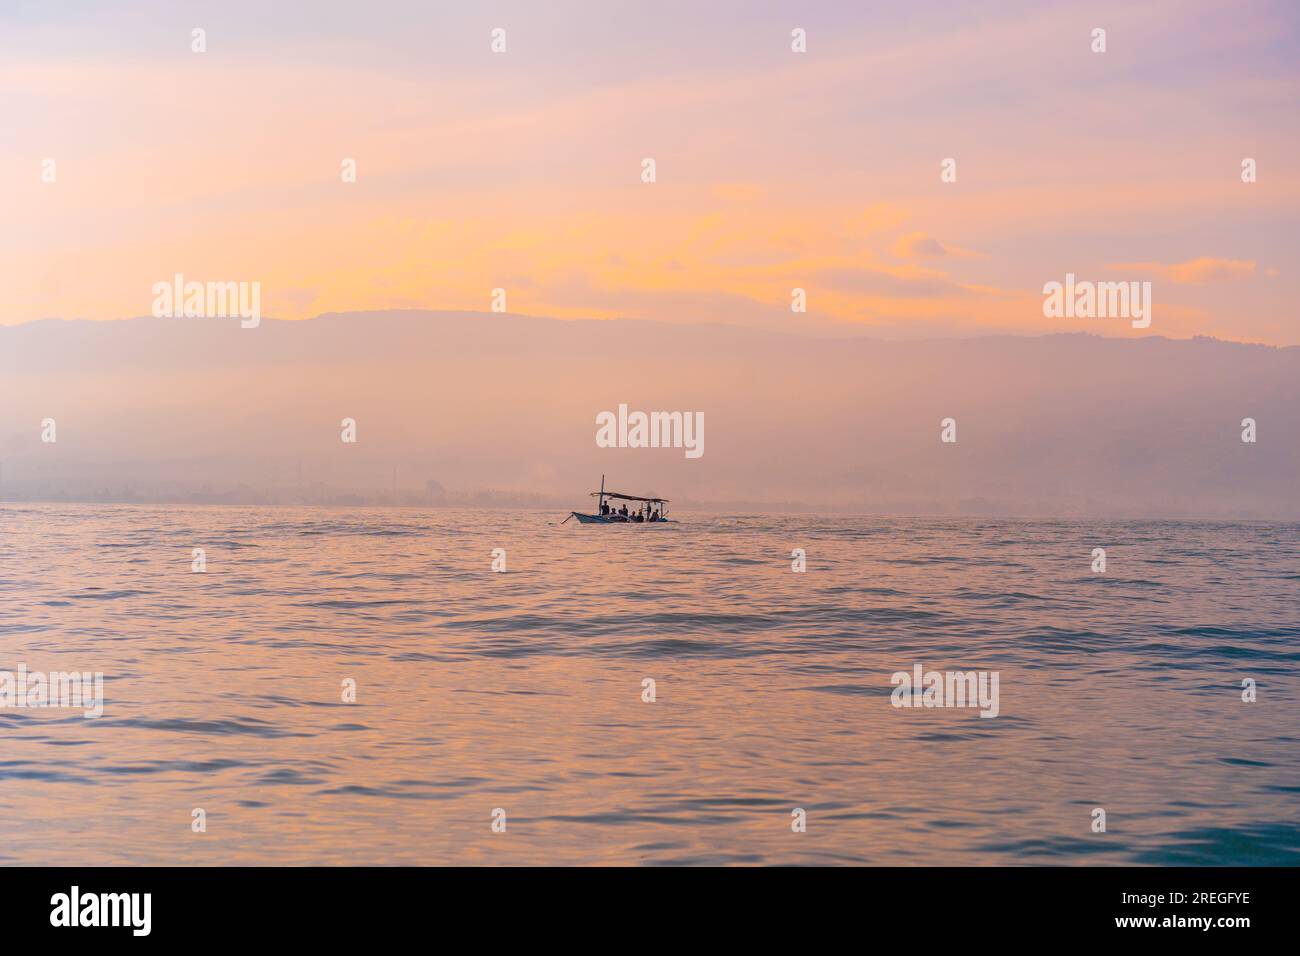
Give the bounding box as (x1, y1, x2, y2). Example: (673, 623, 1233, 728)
(563, 475, 671, 525)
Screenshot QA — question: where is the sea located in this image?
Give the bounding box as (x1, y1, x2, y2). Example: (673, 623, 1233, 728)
(2, 504, 1297, 865)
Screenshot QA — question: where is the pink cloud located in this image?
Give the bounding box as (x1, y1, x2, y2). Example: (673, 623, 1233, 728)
(892, 232, 981, 260)
(1107, 258, 1257, 284)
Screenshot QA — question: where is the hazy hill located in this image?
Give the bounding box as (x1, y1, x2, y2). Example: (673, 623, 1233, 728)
(1, 311, 1296, 517)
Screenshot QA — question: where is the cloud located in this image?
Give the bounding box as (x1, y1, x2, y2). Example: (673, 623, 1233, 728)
(892, 232, 981, 260)
(813, 265, 971, 299)
(4, 2, 1297, 345)
(1107, 258, 1257, 284)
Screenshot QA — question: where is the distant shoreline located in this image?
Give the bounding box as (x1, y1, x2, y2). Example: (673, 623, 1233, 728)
(3, 499, 1297, 524)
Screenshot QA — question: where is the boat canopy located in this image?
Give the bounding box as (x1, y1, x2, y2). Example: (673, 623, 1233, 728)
(590, 491, 669, 503)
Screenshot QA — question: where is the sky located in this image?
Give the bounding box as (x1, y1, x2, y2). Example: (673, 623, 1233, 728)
(3, 0, 1298, 343)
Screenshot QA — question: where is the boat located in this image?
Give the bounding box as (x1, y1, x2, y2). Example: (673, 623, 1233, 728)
(562, 475, 672, 524)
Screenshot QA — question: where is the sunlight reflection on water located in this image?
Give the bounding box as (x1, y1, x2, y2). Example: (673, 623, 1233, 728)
(1, 505, 1297, 865)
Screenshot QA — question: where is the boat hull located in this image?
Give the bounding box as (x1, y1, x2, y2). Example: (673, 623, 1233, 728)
(571, 512, 618, 524)
(569, 512, 670, 525)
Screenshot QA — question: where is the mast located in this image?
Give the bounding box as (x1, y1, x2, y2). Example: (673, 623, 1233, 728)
(599, 473, 605, 514)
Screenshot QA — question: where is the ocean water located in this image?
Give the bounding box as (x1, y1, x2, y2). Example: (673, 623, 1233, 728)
(1, 504, 1297, 866)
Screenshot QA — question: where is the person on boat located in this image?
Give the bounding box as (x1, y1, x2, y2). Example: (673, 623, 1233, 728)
(600, 501, 610, 515)
(619, 504, 628, 517)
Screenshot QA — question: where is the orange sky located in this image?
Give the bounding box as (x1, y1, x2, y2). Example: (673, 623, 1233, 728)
(4, 0, 1298, 343)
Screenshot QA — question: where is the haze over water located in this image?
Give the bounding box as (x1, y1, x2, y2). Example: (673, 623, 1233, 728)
(2, 504, 1296, 865)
